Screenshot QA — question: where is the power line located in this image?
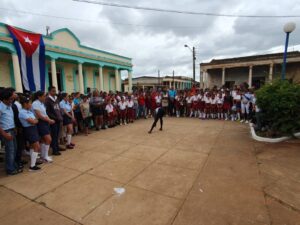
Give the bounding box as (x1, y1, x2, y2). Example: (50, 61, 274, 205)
(73, 0, 300, 18)
(0, 7, 224, 29)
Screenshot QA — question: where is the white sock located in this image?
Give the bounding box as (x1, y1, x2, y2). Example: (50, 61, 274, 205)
(67, 134, 72, 145)
(75, 126, 78, 133)
(237, 112, 241, 120)
(40, 144, 46, 158)
(30, 149, 38, 167)
(44, 144, 50, 159)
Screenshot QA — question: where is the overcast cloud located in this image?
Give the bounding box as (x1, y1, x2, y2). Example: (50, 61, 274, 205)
(1, 0, 300, 80)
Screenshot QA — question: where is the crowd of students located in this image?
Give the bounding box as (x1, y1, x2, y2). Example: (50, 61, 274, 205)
(0, 83, 259, 175)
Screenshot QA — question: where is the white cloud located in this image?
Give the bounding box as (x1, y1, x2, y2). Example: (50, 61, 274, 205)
(1, 0, 299, 80)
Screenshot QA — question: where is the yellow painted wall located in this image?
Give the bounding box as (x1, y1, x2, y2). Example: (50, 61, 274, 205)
(0, 52, 12, 88)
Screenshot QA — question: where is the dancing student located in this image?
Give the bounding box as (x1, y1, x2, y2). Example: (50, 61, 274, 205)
(19, 96, 41, 171)
(32, 91, 55, 162)
(148, 104, 165, 134)
(233, 89, 242, 121)
(59, 93, 75, 149)
(90, 90, 104, 130)
(198, 90, 205, 119)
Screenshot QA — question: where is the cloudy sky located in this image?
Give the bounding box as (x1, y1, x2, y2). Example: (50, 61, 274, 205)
(1, 0, 300, 80)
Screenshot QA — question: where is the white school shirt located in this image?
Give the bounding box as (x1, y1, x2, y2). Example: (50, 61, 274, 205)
(216, 96, 223, 104)
(155, 95, 162, 104)
(105, 104, 114, 113)
(197, 94, 203, 101)
(186, 97, 192, 104)
(204, 96, 211, 104)
(118, 101, 127, 110)
(191, 95, 198, 102)
(234, 94, 241, 101)
(127, 100, 134, 108)
(210, 98, 217, 104)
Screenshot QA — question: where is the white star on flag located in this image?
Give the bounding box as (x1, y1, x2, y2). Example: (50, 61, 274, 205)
(24, 36, 32, 45)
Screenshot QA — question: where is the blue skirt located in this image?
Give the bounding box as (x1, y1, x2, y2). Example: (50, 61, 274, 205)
(37, 120, 50, 137)
(63, 115, 73, 126)
(24, 126, 40, 144)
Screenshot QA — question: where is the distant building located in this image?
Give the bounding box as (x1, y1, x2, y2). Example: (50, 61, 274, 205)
(122, 75, 194, 91)
(200, 51, 300, 89)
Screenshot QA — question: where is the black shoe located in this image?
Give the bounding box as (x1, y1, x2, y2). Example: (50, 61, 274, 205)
(159, 128, 163, 131)
(36, 160, 43, 165)
(7, 170, 18, 176)
(18, 164, 24, 169)
(29, 166, 41, 172)
(53, 152, 61, 156)
(148, 131, 152, 134)
(21, 160, 28, 165)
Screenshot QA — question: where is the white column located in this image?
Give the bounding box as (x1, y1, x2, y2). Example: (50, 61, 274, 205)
(51, 58, 58, 89)
(78, 63, 84, 94)
(269, 63, 273, 83)
(99, 66, 104, 91)
(248, 65, 253, 88)
(11, 53, 23, 93)
(200, 71, 204, 88)
(115, 68, 120, 92)
(222, 67, 226, 86)
(128, 70, 132, 93)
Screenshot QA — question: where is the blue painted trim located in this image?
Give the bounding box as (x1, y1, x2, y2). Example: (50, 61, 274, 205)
(8, 60, 15, 88)
(93, 69, 98, 89)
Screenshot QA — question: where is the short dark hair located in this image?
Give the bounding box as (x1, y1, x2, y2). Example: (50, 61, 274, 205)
(48, 86, 56, 92)
(19, 96, 31, 105)
(0, 88, 15, 101)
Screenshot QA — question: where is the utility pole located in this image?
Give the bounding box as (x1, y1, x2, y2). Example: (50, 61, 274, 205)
(172, 70, 175, 88)
(192, 46, 196, 84)
(158, 69, 160, 88)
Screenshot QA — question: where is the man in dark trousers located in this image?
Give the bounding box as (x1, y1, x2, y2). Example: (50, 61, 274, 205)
(148, 105, 164, 134)
(45, 86, 63, 156)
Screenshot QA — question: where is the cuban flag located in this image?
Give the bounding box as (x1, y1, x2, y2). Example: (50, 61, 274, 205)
(7, 25, 45, 92)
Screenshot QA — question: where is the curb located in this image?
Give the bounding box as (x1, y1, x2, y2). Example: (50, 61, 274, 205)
(249, 123, 300, 143)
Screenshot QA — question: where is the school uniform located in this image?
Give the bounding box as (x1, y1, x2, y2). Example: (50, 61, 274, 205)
(18, 109, 40, 144)
(118, 101, 127, 122)
(105, 104, 114, 122)
(32, 100, 50, 136)
(59, 100, 73, 126)
(127, 100, 134, 121)
(0, 102, 17, 173)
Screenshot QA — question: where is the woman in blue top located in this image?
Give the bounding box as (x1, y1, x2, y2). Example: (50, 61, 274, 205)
(32, 91, 55, 163)
(59, 93, 75, 149)
(19, 96, 41, 171)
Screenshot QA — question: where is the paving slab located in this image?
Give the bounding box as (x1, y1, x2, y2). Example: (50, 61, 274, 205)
(4, 164, 80, 199)
(129, 163, 198, 199)
(120, 144, 169, 162)
(89, 156, 150, 183)
(82, 186, 180, 225)
(37, 174, 121, 222)
(0, 202, 77, 225)
(157, 149, 208, 170)
(265, 178, 300, 210)
(0, 186, 30, 219)
(55, 151, 113, 172)
(266, 197, 300, 225)
(173, 192, 269, 225)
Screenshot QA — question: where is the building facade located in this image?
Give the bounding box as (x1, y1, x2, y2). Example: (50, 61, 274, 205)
(0, 23, 133, 93)
(200, 52, 300, 89)
(123, 75, 193, 91)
